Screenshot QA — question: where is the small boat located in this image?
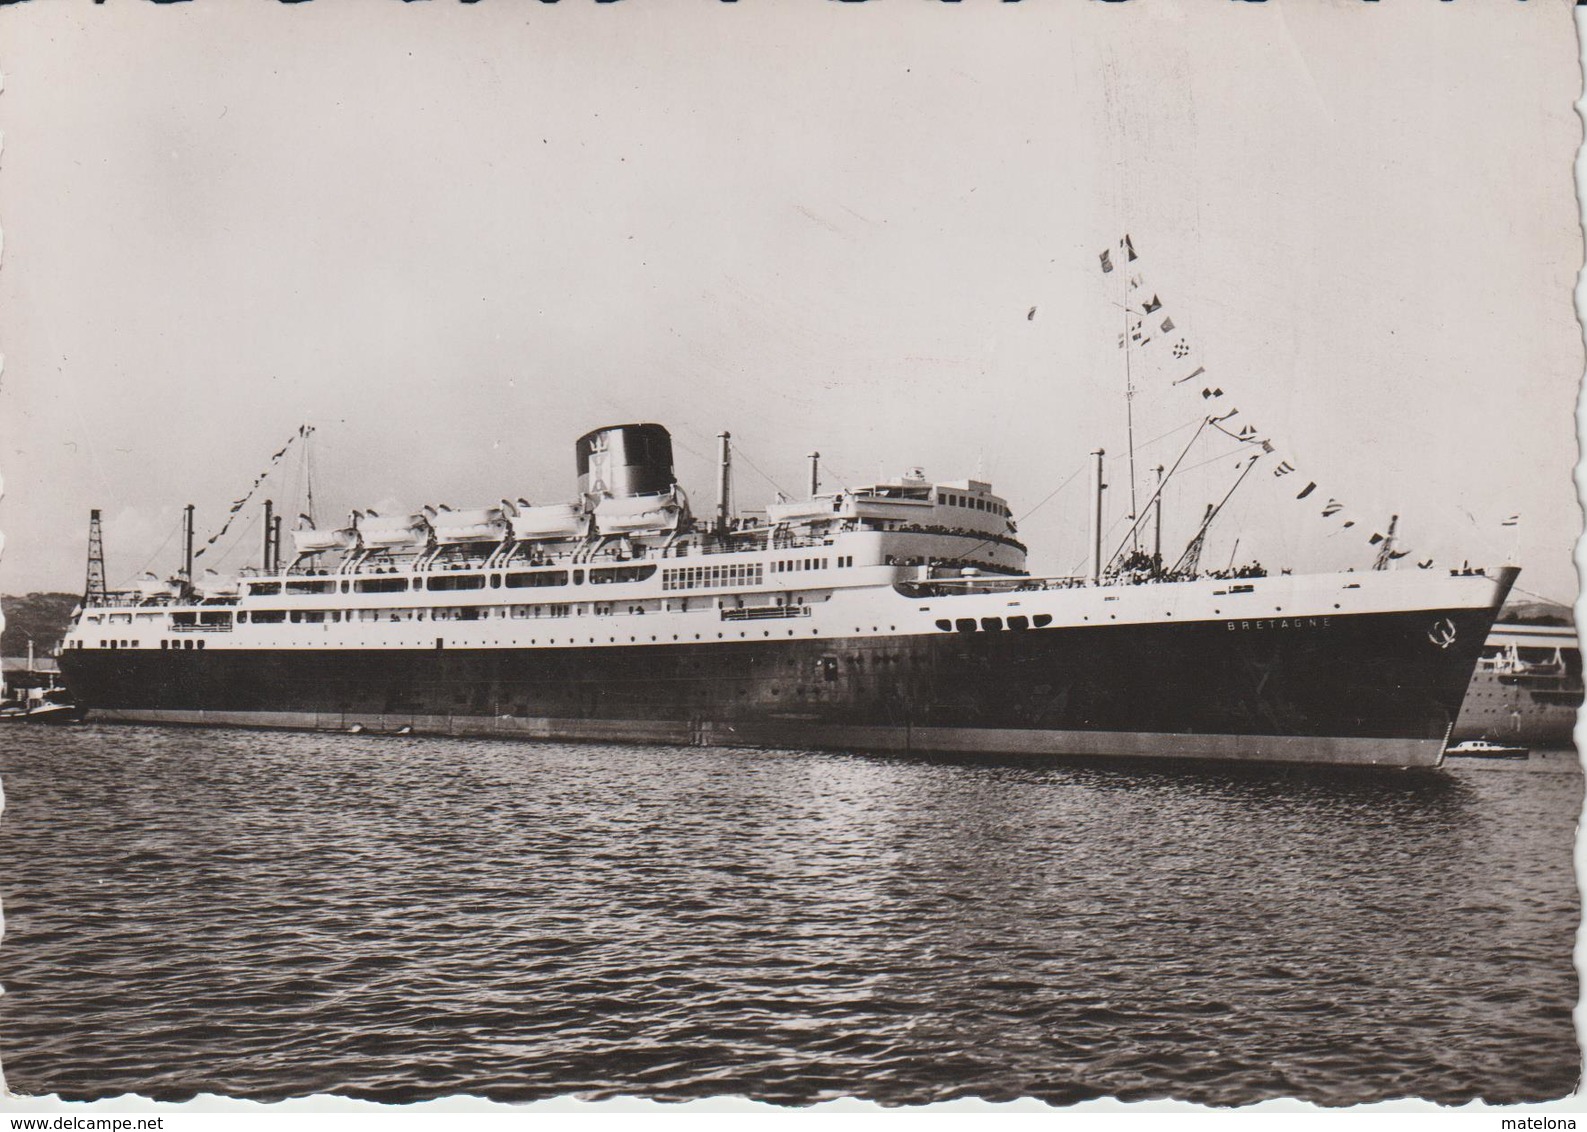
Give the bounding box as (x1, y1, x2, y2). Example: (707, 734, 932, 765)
(1446, 739, 1530, 760)
(0, 688, 84, 724)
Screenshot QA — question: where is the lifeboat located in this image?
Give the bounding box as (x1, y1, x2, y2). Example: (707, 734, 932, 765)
(767, 497, 844, 525)
(196, 571, 240, 599)
(594, 490, 682, 535)
(359, 514, 431, 550)
(432, 506, 510, 545)
(291, 526, 359, 556)
(512, 502, 588, 541)
(137, 573, 176, 601)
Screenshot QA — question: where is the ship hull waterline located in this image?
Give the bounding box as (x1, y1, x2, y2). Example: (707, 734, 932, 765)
(60, 604, 1500, 770)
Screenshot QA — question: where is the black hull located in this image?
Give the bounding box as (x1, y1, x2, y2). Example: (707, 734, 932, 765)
(60, 606, 1498, 767)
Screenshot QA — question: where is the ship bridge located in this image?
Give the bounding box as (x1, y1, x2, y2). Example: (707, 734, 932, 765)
(765, 471, 1025, 576)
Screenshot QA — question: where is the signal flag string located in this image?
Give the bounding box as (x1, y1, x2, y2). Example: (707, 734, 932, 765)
(192, 425, 312, 561)
(1101, 236, 1437, 567)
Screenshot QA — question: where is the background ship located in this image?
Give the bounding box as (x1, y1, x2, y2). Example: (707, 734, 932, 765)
(1451, 618, 1581, 746)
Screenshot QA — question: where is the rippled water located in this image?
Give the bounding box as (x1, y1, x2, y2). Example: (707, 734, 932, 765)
(0, 724, 1579, 1106)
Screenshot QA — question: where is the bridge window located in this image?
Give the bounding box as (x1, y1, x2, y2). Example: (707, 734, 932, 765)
(980, 617, 1003, 631)
(1007, 615, 1029, 630)
(954, 618, 976, 633)
(1033, 614, 1052, 628)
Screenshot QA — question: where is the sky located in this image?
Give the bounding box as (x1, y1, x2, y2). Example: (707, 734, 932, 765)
(0, 1, 1580, 605)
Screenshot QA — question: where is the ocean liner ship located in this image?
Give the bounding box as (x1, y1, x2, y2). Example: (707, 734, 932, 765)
(59, 422, 1514, 768)
(1451, 621, 1581, 745)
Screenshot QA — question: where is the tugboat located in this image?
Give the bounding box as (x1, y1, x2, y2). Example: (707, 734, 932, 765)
(0, 657, 82, 724)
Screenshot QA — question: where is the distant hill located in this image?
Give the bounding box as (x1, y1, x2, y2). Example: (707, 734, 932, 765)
(1, 592, 79, 656)
(1501, 598, 1575, 627)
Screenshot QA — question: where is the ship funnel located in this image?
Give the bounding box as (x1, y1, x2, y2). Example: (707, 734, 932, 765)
(576, 423, 676, 500)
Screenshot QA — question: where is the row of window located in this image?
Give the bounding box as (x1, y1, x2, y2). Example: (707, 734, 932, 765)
(245, 564, 659, 597)
(937, 492, 1009, 518)
(171, 611, 235, 626)
(182, 591, 816, 627)
(935, 614, 1053, 633)
(774, 556, 842, 573)
(85, 612, 162, 625)
(88, 612, 1052, 644)
(238, 603, 649, 624)
(661, 563, 765, 592)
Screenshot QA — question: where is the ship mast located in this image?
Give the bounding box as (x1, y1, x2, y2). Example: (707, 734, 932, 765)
(1152, 464, 1164, 573)
(181, 503, 196, 594)
(262, 499, 275, 573)
(301, 425, 318, 529)
(1177, 504, 1215, 578)
(1088, 448, 1107, 585)
(84, 509, 107, 606)
(1169, 455, 1261, 578)
(1122, 254, 1140, 554)
(1372, 514, 1400, 572)
(716, 430, 733, 535)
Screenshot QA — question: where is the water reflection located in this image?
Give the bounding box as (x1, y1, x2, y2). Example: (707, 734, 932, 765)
(0, 725, 1576, 1105)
